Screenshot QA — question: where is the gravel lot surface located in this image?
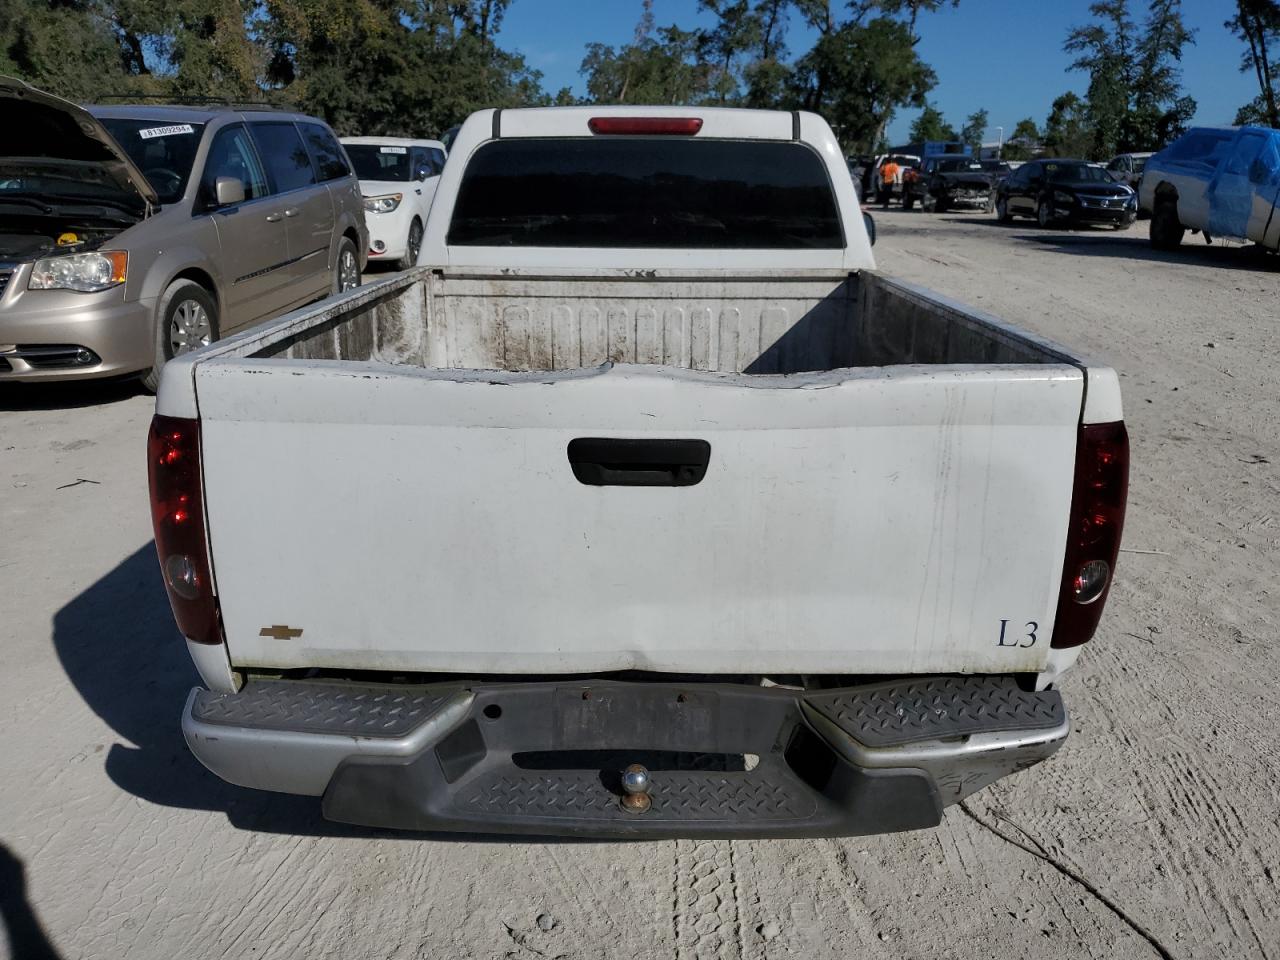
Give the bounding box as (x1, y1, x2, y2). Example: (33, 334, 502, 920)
(2, 214, 1277, 960)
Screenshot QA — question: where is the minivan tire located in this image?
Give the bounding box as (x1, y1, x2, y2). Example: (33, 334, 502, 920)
(140, 279, 219, 394)
(397, 219, 423, 271)
(334, 236, 361, 294)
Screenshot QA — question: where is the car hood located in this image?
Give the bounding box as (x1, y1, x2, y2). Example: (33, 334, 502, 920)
(0, 75, 158, 207)
(358, 179, 414, 197)
(1054, 180, 1133, 198)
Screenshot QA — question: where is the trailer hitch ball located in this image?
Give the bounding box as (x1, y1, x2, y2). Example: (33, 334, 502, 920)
(620, 763, 652, 813)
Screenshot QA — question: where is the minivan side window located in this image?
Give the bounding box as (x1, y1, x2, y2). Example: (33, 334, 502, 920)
(430, 149, 446, 173)
(251, 121, 317, 194)
(300, 123, 352, 181)
(200, 124, 269, 207)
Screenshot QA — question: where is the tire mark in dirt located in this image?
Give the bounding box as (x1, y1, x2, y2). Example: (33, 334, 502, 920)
(214, 837, 309, 959)
(673, 839, 746, 959)
(542, 845, 629, 953)
(814, 840, 892, 957)
(958, 800, 1175, 960)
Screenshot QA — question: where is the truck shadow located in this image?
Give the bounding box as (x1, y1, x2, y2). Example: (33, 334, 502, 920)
(1011, 232, 1279, 272)
(0, 843, 63, 960)
(947, 221, 1274, 271)
(51, 542, 374, 838)
(52, 543, 595, 844)
(0, 378, 147, 411)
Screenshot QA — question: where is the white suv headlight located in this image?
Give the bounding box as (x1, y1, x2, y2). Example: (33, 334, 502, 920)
(28, 251, 128, 292)
(363, 193, 402, 214)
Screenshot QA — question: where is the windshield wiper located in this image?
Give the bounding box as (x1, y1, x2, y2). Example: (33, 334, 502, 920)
(0, 195, 54, 214)
(37, 193, 146, 215)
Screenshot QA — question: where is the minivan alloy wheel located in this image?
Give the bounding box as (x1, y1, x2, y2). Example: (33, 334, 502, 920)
(339, 249, 359, 291)
(170, 299, 213, 356)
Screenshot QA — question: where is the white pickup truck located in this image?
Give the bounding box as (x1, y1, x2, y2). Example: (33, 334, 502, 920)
(151, 106, 1128, 838)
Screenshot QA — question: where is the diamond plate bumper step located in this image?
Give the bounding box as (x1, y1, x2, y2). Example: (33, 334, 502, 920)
(183, 675, 1068, 839)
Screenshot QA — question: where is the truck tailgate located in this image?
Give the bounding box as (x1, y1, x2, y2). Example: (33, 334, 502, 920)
(197, 359, 1083, 676)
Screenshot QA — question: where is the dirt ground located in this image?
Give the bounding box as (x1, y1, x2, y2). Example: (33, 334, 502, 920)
(2, 211, 1278, 960)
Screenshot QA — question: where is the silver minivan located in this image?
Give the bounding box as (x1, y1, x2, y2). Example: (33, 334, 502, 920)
(0, 77, 367, 389)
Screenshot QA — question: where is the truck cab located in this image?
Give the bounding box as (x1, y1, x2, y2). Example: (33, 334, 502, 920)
(1140, 126, 1280, 250)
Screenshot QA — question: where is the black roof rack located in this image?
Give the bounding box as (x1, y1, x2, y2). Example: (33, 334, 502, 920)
(92, 94, 295, 110)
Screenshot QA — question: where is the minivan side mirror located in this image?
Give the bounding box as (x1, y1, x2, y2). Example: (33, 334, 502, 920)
(215, 176, 246, 206)
(416, 166, 430, 181)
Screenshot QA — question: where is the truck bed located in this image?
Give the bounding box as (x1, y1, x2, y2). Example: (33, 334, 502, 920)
(241, 267, 1068, 372)
(166, 267, 1088, 682)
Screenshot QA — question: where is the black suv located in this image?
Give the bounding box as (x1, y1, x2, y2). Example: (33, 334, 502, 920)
(904, 156, 996, 213)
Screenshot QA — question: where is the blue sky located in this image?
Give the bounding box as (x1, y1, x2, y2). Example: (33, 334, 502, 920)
(501, 0, 1256, 145)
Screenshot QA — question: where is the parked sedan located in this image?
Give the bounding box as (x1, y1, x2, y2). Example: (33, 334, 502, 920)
(996, 158, 1137, 228)
(342, 137, 446, 270)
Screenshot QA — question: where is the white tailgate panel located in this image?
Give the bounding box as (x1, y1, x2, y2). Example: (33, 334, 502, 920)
(199, 361, 1083, 676)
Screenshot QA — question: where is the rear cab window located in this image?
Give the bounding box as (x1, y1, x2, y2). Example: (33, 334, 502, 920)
(1163, 130, 1236, 173)
(447, 138, 843, 249)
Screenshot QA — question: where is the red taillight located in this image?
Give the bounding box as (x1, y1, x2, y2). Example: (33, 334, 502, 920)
(588, 117, 703, 136)
(1052, 421, 1129, 647)
(148, 415, 222, 645)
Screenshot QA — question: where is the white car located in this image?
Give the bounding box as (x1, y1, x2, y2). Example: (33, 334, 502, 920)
(341, 136, 446, 269)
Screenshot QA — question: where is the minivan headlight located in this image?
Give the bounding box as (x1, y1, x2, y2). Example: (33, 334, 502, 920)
(28, 251, 128, 292)
(363, 193, 402, 214)
(1054, 190, 1075, 205)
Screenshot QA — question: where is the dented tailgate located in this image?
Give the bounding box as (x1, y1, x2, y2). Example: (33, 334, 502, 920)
(196, 358, 1083, 677)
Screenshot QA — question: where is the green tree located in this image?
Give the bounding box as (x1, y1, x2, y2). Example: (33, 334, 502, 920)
(742, 0, 792, 106)
(866, 0, 959, 43)
(0, 1, 128, 100)
(698, 0, 761, 102)
(959, 106, 987, 153)
(789, 15, 935, 152)
(1000, 116, 1040, 160)
(580, 2, 719, 106)
(1227, 0, 1280, 128)
(908, 101, 954, 141)
(1042, 91, 1093, 157)
(1065, 0, 1196, 157)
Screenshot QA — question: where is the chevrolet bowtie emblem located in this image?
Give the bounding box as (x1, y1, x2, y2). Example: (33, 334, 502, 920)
(259, 625, 303, 640)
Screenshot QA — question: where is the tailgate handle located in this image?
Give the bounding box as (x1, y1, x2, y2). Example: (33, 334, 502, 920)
(567, 438, 711, 487)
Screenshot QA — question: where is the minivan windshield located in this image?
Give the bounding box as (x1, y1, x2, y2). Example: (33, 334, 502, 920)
(448, 138, 843, 249)
(99, 118, 205, 204)
(345, 144, 413, 181)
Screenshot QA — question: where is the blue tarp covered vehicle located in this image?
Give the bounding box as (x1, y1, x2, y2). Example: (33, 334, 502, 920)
(1139, 125, 1280, 250)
